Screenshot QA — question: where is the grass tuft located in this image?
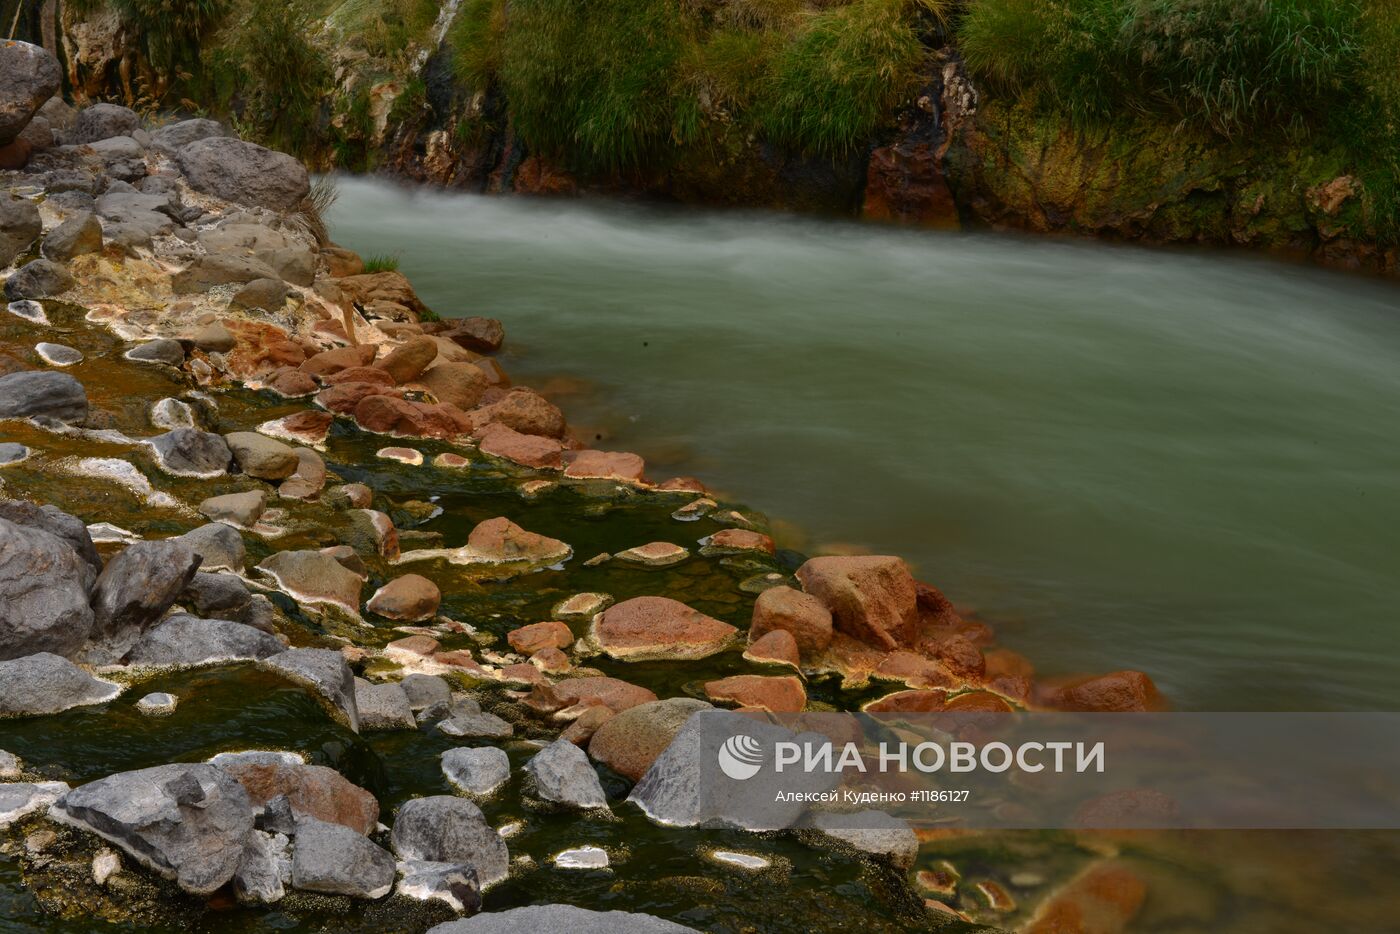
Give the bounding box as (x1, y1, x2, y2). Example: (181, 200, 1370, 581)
(363, 254, 402, 273)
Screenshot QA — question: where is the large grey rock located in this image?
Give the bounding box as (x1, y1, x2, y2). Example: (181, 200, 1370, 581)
(41, 211, 103, 262)
(525, 739, 608, 810)
(0, 652, 118, 716)
(233, 828, 288, 903)
(127, 614, 282, 667)
(198, 489, 267, 527)
(399, 673, 451, 711)
(224, 432, 298, 480)
(230, 277, 289, 311)
(171, 254, 279, 293)
(427, 906, 697, 933)
(148, 428, 232, 477)
(150, 118, 229, 155)
(353, 678, 415, 731)
(94, 190, 174, 237)
(198, 224, 314, 286)
(290, 817, 394, 899)
(438, 711, 513, 740)
(256, 550, 362, 613)
(627, 709, 838, 831)
(48, 763, 255, 895)
(84, 134, 144, 162)
(0, 518, 95, 659)
(804, 810, 919, 869)
(0, 499, 102, 582)
(68, 103, 141, 144)
(260, 648, 359, 731)
(125, 338, 185, 366)
(177, 137, 310, 211)
(0, 781, 69, 827)
(0, 41, 60, 146)
(4, 259, 73, 300)
(173, 523, 245, 572)
(35, 341, 83, 366)
(0, 193, 42, 266)
(397, 860, 481, 914)
(182, 572, 253, 617)
(441, 747, 510, 796)
(390, 796, 509, 888)
(0, 371, 87, 424)
(88, 539, 202, 662)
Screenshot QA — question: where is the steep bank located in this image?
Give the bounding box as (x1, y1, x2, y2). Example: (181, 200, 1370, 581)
(3, 0, 1397, 275)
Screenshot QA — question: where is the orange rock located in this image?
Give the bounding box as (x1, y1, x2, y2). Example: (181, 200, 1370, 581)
(324, 365, 395, 388)
(796, 555, 918, 651)
(265, 366, 317, 398)
(1047, 671, 1166, 712)
(706, 529, 775, 554)
(475, 422, 563, 468)
(525, 676, 657, 717)
(704, 674, 806, 713)
(656, 476, 707, 494)
(431, 650, 488, 675)
(497, 662, 547, 685)
(530, 647, 571, 673)
(1024, 862, 1146, 934)
(507, 621, 574, 654)
(367, 575, 441, 621)
(386, 634, 440, 656)
(563, 449, 646, 482)
(375, 336, 439, 384)
(872, 650, 955, 690)
(221, 760, 377, 835)
(592, 596, 738, 661)
(354, 395, 470, 440)
(300, 344, 377, 377)
(862, 689, 951, 713)
(744, 629, 800, 668)
(317, 381, 398, 414)
(750, 586, 833, 657)
(467, 516, 569, 563)
(560, 704, 613, 745)
(469, 388, 565, 438)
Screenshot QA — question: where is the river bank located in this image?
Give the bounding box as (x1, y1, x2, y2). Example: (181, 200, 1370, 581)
(0, 39, 1169, 933)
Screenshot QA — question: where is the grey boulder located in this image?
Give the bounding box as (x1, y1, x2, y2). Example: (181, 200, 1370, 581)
(173, 522, 245, 572)
(198, 224, 314, 286)
(40, 211, 103, 261)
(127, 614, 282, 667)
(0, 517, 95, 659)
(0, 498, 102, 582)
(399, 673, 452, 711)
(4, 259, 74, 300)
(48, 763, 255, 895)
(87, 539, 202, 662)
(397, 860, 481, 914)
(224, 432, 298, 480)
(0, 652, 119, 717)
(390, 796, 509, 888)
(68, 103, 141, 144)
(427, 906, 697, 933)
(260, 648, 359, 731)
(171, 254, 279, 294)
(353, 678, 415, 731)
(198, 489, 267, 527)
(0, 371, 87, 424)
(233, 829, 289, 904)
(148, 428, 232, 477)
(125, 338, 185, 367)
(290, 817, 394, 899)
(525, 739, 608, 810)
(441, 747, 510, 796)
(0, 193, 42, 266)
(0, 781, 69, 827)
(150, 118, 229, 156)
(0, 41, 60, 146)
(177, 137, 310, 212)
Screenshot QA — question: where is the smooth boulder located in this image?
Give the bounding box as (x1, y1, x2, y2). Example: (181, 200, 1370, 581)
(291, 817, 395, 899)
(0, 517, 96, 659)
(0, 371, 87, 424)
(390, 796, 509, 888)
(260, 648, 359, 731)
(525, 738, 607, 810)
(68, 103, 140, 144)
(177, 137, 310, 211)
(0, 652, 119, 716)
(149, 428, 233, 477)
(88, 539, 202, 661)
(4, 259, 74, 300)
(126, 614, 282, 667)
(0, 41, 61, 146)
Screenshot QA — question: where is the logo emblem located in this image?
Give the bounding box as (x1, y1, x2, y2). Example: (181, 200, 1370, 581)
(717, 734, 764, 781)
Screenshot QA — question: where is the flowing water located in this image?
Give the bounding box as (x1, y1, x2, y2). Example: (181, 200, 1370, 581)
(328, 177, 1400, 714)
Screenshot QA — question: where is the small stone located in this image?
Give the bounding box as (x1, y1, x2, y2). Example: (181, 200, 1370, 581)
(525, 738, 608, 810)
(703, 675, 806, 712)
(507, 621, 573, 654)
(92, 848, 121, 885)
(5, 300, 47, 324)
(396, 860, 481, 914)
(441, 746, 510, 796)
(377, 446, 423, 465)
(35, 342, 82, 366)
(433, 452, 470, 469)
(553, 846, 609, 870)
(530, 647, 570, 673)
(225, 431, 298, 480)
(135, 692, 177, 715)
(386, 634, 440, 657)
(615, 542, 689, 567)
(353, 678, 416, 731)
(705, 850, 771, 870)
(743, 629, 801, 669)
(198, 489, 267, 528)
(150, 397, 196, 430)
(554, 592, 612, 618)
(703, 529, 775, 554)
(439, 712, 513, 740)
(591, 597, 738, 662)
(0, 442, 29, 465)
(0, 749, 19, 778)
(563, 450, 646, 482)
(125, 338, 185, 367)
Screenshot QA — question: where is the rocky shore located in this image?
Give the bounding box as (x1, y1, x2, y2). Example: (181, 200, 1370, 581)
(1, 40, 1160, 933)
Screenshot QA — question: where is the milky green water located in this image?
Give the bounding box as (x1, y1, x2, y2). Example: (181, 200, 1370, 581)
(328, 177, 1400, 712)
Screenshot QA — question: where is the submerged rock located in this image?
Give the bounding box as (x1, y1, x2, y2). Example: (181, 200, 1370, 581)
(260, 648, 360, 731)
(396, 860, 481, 914)
(125, 338, 186, 367)
(0, 370, 88, 424)
(48, 763, 255, 895)
(0, 781, 69, 827)
(148, 428, 233, 477)
(805, 810, 918, 869)
(525, 739, 608, 810)
(290, 816, 395, 899)
(135, 692, 178, 714)
(0, 516, 96, 659)
(390, 796, 509, 888)
(426, 905, 696, 933)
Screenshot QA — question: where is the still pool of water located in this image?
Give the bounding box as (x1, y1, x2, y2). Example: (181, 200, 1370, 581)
(328, 178, 1400, 712)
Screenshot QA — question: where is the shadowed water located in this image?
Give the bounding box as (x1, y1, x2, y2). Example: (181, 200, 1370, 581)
(328, 177, 1400, 712)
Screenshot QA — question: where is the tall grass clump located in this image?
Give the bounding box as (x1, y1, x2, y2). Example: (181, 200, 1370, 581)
(111, 0, 229, 75)
(230, 0, 330, 153)
(447, 0, 508, 90)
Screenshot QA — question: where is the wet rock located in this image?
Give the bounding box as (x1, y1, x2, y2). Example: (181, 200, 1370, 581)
(261, 409, 333, 446)
(507, 621, 573, 654)
(0, 781, 68, 827)
(0, 499, 102, 583)
(88, 539, 202, 661)
(346, 507, 399, 560)
(0, 442, 27, 464)
(474, 422, 563, 469)
(466, 516, 570, 564)
(278, 448, 327, 501)
(563, 450, 646, 482)
(35, 341, 83, 366)
(390, 796, 510, 888)
(300, 344, 377, 377)
(233, 829, 288, 904)
(400, 673, 451, 711)
(0, 193, 41, 267)
(744, 629, 801, 668)
(0, 41, 61, 146)
(48, 763, 255, 895)
(704, 529, 776, 554)
(231, 277, 290, 311)
(559, 704, 613, 745)
(441, 747, 510, 796)
(353, 395, 471, 440)
(225, 431, 298, 480)
(587, 698, 712, 782)
(135, 691, 177, 714)
(529, 677, 657, 717)
(127, 614, 282, 666)
(591, 597, 737, 662)
(439, 711, 513, 740)
(150, 117, 229, 155)
(794, 556, 917, 652)
(290, 816, 394, 899)
(177, 137, 310, 211)
(40, 211, 103, 261)
(555, 592, 612, 618)
(805, 810, 918, 869)
(703, 674, 806, 712)
(149, 428, 233, 477)
(126, 338, 186, 367)
(472, 388, 565, 438)
(616, 541, 688, 567)
(0, 749, 19, 778)
(0, 652, 119, 716)
(419, 361, 489, 409)
(316, 380, 395, 415)
(257, 549, 363, 612)
(427, 905, 696, 933)
(397, 860, 482, 914)
(191, 321, 236, 353)
(354, 678, 416, 731)
(219, 758, 377, 834)
(1048, 670, 1165, 713)
(525, 738, 608, 810)
(68, 103, 141, 144)
(4, 259, 73, 300)
(267, 366, 319, 398)
(376, 336, 438, 384)
(174, 522, 245, 572)
(366, 574, 440, 621)
(199, 489, 267, 527)
(260, 648, 359, 731)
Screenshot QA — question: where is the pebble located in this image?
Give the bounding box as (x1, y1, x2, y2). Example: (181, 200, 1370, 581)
(552, 846, 609, 870)
(135, 692, 178, 715)
(149, 397, 196, 429)
(0, 750, 19, 779)
(376, 446, 423, 465)
(87, 522, 139, 543)
(0, 443, 29, 466)
(6, 300, 48, 324)
(615, 542, 689, 567)
(432, 452, 470, 469)
(707, 850, 772, 870)
(553, 592, 613, 618)
(35, 342, 82, 366)
(92, 848, 121, 885)
(497, 821, 523, 838)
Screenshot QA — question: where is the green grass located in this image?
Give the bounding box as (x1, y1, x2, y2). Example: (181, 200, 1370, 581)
(362, 254, 401, 273)
(226, 0, 330, 154)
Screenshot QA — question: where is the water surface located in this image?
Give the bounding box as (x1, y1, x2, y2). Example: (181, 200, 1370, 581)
(328, 178, 1400, 712)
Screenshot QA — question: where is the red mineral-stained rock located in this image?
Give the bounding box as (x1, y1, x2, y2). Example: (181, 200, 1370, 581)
(706, 528, 775, 554)
(591, 596, 737, 661)
(323, 365, 395, 388)
(1045, 670, 1166, 713)
(562, 449, 646, 483)
(796, 555, 918, 651)
(703, 674, 806, 713)
(467, 516, 569, 563)
(220, 760, 378, 835)
(744, 629, 800, 668)
(749, 585, 833, 657)
(300, 344, 377, 377)
(317, 381, 398, 414)
(475, 422, 563, 468)
(507, 621, 574, 654)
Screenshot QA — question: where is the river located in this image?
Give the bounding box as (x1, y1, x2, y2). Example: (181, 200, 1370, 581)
(327, 177, 1400, 713)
